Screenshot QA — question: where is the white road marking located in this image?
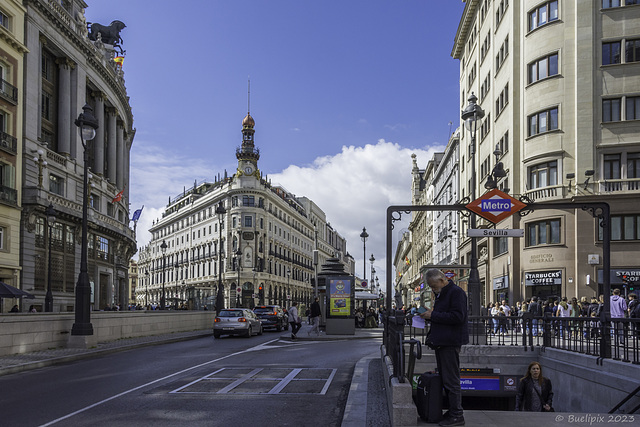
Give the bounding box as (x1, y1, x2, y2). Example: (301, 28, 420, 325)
(266, 368, 302, 394)
(39, 339, 280, 427)
(170, 367, 338, 396)
(217, 368, 263, 394)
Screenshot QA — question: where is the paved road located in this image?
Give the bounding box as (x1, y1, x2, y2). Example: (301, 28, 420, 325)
(0, 333, 380, 427)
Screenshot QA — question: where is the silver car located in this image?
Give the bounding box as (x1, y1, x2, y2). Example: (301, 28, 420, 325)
(213, 308, 263, 338)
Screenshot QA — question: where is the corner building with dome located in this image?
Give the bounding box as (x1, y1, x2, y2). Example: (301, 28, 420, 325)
(137, 111, 353, 310)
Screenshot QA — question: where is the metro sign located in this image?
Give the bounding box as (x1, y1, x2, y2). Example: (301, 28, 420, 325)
(466, 189, 527, 223)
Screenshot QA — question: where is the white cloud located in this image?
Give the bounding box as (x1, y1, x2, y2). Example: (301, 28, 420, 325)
(270, 139, 443, 292)
(129, 140, 230, 253)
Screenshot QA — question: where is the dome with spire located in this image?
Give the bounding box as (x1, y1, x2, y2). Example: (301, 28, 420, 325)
(242, 113, 255, 128)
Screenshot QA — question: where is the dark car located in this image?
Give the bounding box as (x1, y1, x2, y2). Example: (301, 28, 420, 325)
(253, 305, 289, 332)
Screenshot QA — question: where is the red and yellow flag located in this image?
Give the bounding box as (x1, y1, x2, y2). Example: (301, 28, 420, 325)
(113, 56, 124, 67)
(112, 188, 124, 203)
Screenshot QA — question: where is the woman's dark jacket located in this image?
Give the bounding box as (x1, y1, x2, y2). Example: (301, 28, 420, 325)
(515, 377, 553, 411)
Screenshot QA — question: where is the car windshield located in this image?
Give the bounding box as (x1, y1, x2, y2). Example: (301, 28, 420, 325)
(218, 310, 243, 317)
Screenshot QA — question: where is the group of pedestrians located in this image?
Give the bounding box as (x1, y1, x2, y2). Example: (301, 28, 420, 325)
(288, 298, 322, 339)
(480, 290, 639, 338)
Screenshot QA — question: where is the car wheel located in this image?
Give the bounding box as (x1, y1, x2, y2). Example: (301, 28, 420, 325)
(245, 326, 252, 338)
(213, 332, 221, 339)
(276, 323, 282, 332)
(258, 325, 263, 335)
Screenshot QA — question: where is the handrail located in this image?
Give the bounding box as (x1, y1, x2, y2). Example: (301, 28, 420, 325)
(609, 384, 640, 414)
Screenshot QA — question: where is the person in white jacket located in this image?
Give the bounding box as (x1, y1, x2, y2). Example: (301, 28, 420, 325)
(288, 301, 302, 339)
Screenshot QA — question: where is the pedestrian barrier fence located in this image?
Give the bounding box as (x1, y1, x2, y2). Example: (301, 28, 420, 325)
(386, 314, 640, 381)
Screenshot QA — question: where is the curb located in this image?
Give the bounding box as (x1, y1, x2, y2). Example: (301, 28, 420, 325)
(341, 353, 377, 427)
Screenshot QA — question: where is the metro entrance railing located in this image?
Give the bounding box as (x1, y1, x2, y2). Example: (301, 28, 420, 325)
(385, 312, 640, 383)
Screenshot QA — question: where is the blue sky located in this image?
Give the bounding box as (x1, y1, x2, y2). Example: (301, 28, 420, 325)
(85, 1, 466, 290)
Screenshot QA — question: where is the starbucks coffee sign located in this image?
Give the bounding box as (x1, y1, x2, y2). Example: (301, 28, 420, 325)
(525, 270, 562, 286)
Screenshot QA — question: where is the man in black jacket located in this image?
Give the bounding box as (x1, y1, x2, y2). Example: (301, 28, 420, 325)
(308, 297, 322, 336)
(528, 296, 543, 336)
(420, 269, 468, 427)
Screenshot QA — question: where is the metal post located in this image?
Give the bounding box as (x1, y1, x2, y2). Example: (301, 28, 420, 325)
(462, 93, 485, 317)
(44, 204, 56, 312)
(215, 202, 226, 313)
(71, 104, 98, 337)
(360, 227, 368, 286)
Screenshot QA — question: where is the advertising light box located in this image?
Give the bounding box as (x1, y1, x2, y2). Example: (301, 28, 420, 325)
(328, 276, 354, 318)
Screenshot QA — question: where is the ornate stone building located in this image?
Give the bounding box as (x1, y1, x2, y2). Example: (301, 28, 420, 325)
(137, 111, 349, 310)
(0, 0, 26, 312)
(20, 0, 136, 311)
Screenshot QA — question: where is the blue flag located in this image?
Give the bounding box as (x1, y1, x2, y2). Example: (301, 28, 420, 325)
(131, 206, 144, 222)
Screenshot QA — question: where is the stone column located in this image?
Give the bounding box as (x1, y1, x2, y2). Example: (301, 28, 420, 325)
(106, 107, 117, 183)
(116, 122, 124, 190)
(124, 140, 131, 203)
(56, 58, 72, 156)
(92, 92, 105, 175)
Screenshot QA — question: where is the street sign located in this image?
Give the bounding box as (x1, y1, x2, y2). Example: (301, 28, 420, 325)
(466, 189, 527, 223)
(362, 280, 368, 288)
(468, 229, 524, 237)
(444, 270, 456, 279)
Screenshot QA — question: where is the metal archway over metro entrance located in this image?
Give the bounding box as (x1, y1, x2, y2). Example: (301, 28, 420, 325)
(385, 199, 612, 358)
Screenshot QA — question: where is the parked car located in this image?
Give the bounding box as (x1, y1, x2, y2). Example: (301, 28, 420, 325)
(253, 305, 289, 332)
(213, 308, 263, 338)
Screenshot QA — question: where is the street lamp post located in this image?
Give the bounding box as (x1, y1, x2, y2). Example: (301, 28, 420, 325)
(44, 203, 57, 312)
(287, 267, 291, 304)
(313, 225, 319, 299)
(235, 248, 242, 307)
(215, 201, 226, 313)
(360, 227, 368, 286)
(461, 93, 485, 317)
(160, 240, 167, 310)
(369, 254, 375, 294)
(71, 104, 98, 338)
(145, 270, 149, 308)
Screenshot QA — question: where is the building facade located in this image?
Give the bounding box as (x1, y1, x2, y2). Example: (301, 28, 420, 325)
(451, 0, 640, 307)
(400, 131, 462, 308)
(137, 111, 349, 311)
(20, 0, 136, 312)
(0, 0, 26, 312)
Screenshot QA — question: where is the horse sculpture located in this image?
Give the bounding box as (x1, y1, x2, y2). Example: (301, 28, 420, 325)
(87, 20, 126, 47)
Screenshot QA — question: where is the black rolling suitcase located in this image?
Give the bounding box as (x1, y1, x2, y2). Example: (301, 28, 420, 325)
(415, 372, 443, 423)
